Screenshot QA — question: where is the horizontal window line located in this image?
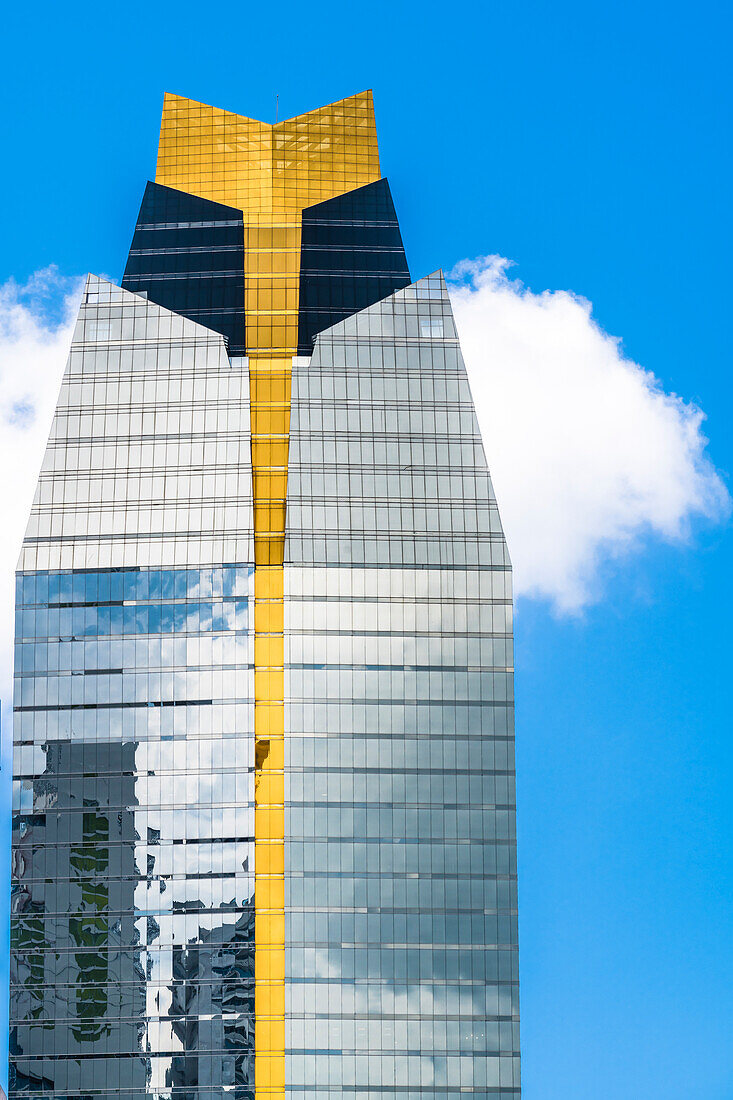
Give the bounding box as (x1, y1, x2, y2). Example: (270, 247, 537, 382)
(134, 220, 243, 230)
(15, 699, 214, 712)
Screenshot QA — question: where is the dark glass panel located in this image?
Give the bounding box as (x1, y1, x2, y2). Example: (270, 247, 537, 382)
(297, 178, 411, 354)
(121, 182, 246, 354)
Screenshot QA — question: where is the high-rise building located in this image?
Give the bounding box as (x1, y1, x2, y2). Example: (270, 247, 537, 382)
(10, 92, 520, 1100)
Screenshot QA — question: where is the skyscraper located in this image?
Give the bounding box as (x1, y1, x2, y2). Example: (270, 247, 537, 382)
(10, 92, 520, 1100)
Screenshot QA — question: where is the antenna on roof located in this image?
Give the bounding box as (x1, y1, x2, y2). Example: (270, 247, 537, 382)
(275, 93, 279, 123)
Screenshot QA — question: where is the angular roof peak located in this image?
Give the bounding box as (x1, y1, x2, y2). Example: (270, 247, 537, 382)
(162, 89, 375, 128)
(156, 91, 380, 215)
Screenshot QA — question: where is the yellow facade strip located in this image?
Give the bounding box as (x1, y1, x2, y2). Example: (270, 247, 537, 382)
(251, 358, 289, 1100)
(154, 88, 382, 1100)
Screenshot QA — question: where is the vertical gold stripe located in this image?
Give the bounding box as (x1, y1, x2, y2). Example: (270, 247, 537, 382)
(154, 89, 381, 1100)
(251, 355, 289, 1100)
(247, 220, 297, 1100)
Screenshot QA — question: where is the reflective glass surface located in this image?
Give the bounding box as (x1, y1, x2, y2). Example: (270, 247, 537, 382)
(122, 182, 246, 355)
(282, 275, 520, 1098)
(11, 278, 256, 1099)
(12, 565, 255, 1098)
(11, 94, 521, 1100)
(297, 179, 411, 355)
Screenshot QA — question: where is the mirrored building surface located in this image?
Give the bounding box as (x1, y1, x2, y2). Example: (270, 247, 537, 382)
(11, 92, 520, 1100)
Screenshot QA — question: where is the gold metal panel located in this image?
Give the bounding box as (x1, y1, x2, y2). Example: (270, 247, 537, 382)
(156, 90, 380, 215)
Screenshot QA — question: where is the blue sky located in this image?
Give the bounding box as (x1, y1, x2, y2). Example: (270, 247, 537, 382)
(1, 0, 732, 1095)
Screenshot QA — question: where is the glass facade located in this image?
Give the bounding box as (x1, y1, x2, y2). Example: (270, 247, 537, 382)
(297, 179, 411, 355)
(121, 182, 247, 354)
(283, 276, 517, 1098)
(10, 92, 520, 1100)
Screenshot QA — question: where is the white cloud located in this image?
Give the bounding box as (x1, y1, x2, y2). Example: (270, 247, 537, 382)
(0, 267, 83, 711)
(0, 259, 728, 724)
(448, 256, 729, 612)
